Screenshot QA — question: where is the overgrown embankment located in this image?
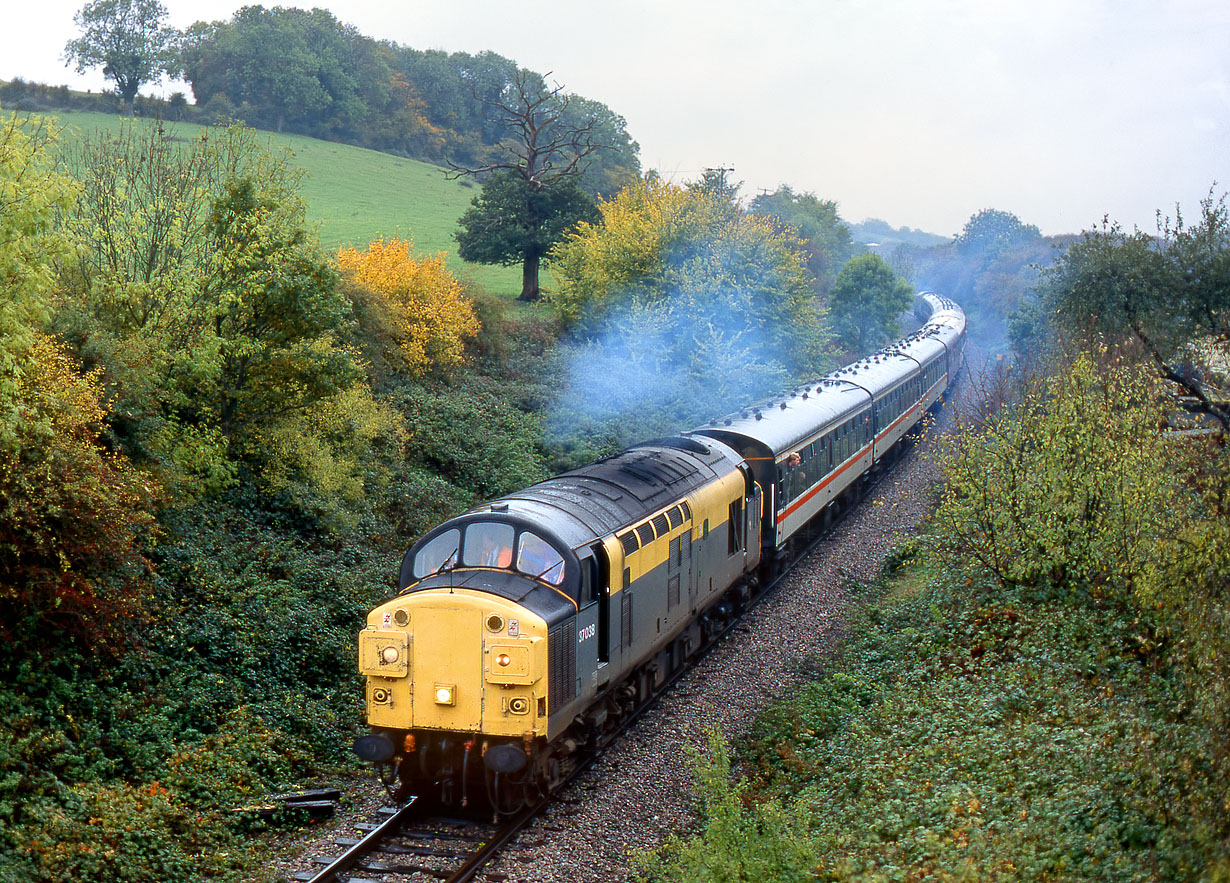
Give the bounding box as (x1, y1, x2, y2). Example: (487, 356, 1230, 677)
(641, 552, 1227, 881)
(641, 355, 1229, 881)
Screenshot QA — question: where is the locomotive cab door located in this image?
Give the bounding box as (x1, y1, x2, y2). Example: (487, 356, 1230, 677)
(588, 542, 612, 669)
(575, 547, 609, 693)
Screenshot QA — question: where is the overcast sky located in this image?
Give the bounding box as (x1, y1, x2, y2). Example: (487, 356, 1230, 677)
(3, 0, 1227, 237)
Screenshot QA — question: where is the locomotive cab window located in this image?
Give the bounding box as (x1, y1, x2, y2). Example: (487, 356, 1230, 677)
(413, 529, 460, 578)
(462, 522, 514, 568)
(516, 532, 565, 585)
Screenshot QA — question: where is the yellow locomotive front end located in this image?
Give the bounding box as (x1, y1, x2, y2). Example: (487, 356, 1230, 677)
(360, 589, 548, 736)
(356, 588, 551, 805)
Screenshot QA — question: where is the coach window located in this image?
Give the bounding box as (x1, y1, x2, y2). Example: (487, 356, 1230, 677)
(516, 532, 565, 585)
(462, 522, 514, 568)
(413, 528, 460, 578)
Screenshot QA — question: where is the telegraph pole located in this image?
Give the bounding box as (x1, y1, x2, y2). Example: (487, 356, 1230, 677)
(704, 166, 736, 191)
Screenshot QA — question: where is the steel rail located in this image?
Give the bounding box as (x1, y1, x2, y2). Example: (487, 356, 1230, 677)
(299, 798, 419, 883)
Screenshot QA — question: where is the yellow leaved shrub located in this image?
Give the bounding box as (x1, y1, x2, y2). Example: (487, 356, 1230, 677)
(337, 237, 479, 376)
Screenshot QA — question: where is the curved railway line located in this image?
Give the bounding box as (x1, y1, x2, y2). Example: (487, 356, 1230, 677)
(284, 414, 945, 883)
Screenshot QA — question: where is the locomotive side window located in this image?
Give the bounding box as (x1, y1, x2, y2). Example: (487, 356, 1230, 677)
(516, 532, 565, 585)
(579, 555, 598, 606)
(413, 529, 461, 578)
(462, 522, 514, 568)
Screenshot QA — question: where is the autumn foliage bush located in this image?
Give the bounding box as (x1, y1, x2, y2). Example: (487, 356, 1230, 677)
(337, 236, 479, 376)
(930, 351, 1172, 599)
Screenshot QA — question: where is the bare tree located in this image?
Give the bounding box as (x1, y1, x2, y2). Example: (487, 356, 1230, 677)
(448, 69, 602, 188)
(449, 70, 607, 301)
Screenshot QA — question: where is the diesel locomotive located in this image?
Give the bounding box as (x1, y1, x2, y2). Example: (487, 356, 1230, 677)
(354, 292, 966, 810)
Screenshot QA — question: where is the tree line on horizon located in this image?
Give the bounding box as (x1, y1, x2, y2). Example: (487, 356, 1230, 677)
(51, 0, 641, 199)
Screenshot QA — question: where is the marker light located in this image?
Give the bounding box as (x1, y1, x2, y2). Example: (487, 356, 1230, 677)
(496, 653, 512, 667)
(434, 686, 454, 705)
(381, 645, 400, 664)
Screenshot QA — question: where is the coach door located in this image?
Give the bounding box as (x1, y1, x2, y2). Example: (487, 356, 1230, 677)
(746, 482, 763, 570)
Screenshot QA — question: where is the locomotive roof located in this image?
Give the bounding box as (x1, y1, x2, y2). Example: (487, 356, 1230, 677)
(464, 436, 744, 549)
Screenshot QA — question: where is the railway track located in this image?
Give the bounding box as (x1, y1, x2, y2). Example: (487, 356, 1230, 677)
(293, 798, 536, 883)
(287, 429, 925, 883)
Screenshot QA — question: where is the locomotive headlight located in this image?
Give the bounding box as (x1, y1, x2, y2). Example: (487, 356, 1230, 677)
(496, 653, 512, 667)
(434, 685, 455, 705)
(380, 645, 400, 664)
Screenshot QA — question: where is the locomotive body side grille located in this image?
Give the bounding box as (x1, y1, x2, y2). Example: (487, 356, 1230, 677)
(548, 620, 577, 711)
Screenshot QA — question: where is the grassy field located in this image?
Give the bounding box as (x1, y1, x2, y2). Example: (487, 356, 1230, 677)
(44, 110, 522, 296)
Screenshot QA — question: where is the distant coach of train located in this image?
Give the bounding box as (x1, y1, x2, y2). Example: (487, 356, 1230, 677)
(354, 292, 966, 811)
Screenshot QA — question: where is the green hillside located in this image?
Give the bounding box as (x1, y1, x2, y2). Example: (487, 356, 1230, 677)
(46, 110, 521, 295)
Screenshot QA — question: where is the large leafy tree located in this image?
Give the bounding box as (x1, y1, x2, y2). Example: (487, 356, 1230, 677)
(1030, 191, 1230, 428)
(548, 176, 831, 454)
(64, 0, 180, 114)
(933, 352, 1172, 596)
(828, 253, 915, 354)
(455, 170, 598, 302)
(751, 186, 856, 299)
(449, 70, 620, 301)
(55, 121, 403, 507)
(204, 178, 359, 444)
(955, 207, 1042, 256)
(180, 6, 383, 136)
(553, 176, 828, 368)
